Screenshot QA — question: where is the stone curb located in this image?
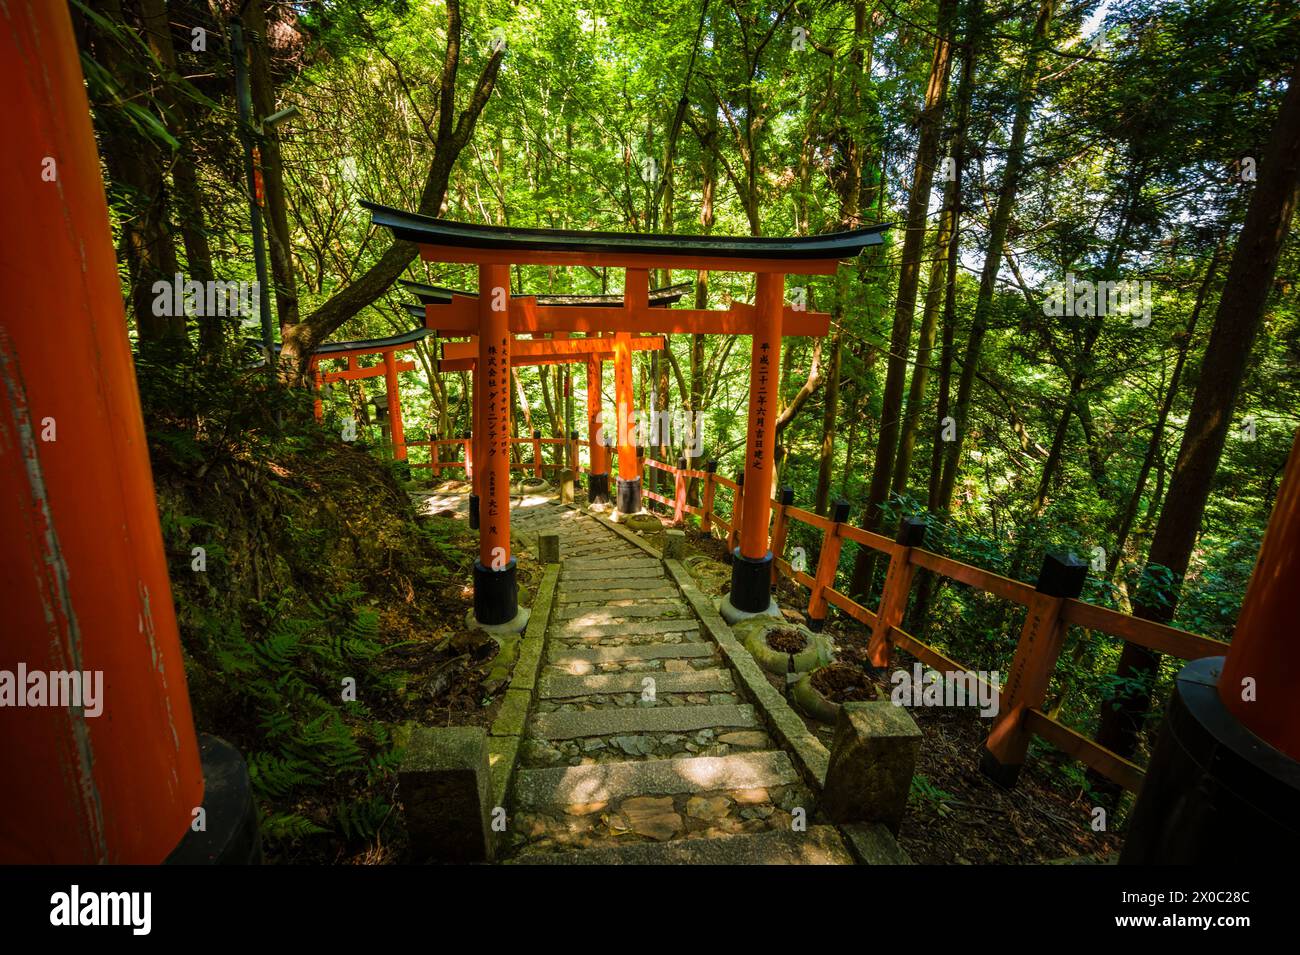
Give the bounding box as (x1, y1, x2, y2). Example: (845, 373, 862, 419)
(589, 512, 834, 786)
(663, 557, 832, 788)
(487, 562, 560, 818)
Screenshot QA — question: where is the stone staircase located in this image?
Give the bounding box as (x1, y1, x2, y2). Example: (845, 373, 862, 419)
(500, 503, 854, 864)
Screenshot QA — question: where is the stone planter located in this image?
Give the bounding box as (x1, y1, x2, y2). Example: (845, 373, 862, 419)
(790, 672, 841, 724)
(785, 665, 878, 722)
(734, 618, 833, 676)
(512, 476, 551, 495)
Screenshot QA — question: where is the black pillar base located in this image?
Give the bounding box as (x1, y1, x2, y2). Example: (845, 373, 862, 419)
(165, 734, 262, 865)
(978, 748, 1022, 790)
(588, 472, 611, 505)
(468, 493, 479, 530)
(1121, 656, 1300, 864)
(616, 476, 641, 515)
(728, 549, 773, 614)
(473, 558, 519, 626)
(807, 617, 825, 633)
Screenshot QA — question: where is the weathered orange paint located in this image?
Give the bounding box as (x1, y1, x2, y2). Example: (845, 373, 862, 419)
(808, 524, 846, 623)
(426, 295, 829, 336)
(1220, 428, 1300, 760)
(587, 354, 607, 478)
(738, 273, 784, 561)
(0, 0, 203, 863)
(479, 265, 512, 566)
(383, 350, 407, 460)
(440, 334, 663, 362)
(320, 358, 416, 383)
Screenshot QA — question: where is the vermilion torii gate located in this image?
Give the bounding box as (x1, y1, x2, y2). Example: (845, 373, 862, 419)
(371, 202, 886, 628)
(405, 281, 688, 505)
(297, 327, 431, 459)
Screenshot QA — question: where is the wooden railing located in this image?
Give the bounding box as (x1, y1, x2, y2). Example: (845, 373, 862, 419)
(631, 452, 1229, 793)
(404, 432, 578, 479)
(407, 434, 1227, 790)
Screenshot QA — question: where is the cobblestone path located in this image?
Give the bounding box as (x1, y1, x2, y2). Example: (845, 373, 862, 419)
(500, 501, 853, 864)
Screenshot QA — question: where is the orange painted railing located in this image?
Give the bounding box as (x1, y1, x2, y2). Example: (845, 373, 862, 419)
(634, 453, 1229, 793)
(406, 435, 575, 478)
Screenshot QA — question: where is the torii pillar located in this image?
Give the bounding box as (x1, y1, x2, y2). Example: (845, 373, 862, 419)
(611, 270, 647, 521)
(587, 351, 610, 505)
(1122, 427, 1300, 862)
(721, 273, 785, 622)
(0, 0, 256, 862)
(469, 266, 527, 632)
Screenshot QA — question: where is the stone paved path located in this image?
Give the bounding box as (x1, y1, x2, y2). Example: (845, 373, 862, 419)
(500, 501, 843, 862)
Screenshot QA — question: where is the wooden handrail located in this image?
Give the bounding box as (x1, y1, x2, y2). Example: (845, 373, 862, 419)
(633, 452, 1229, 793)
(910, 548, 1037, 605)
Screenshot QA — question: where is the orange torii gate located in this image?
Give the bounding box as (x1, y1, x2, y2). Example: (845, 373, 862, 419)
(370, 202, 887, 629)
(405, 281, 687, 505)
(300, 327, 431, 461)
(426, 333, 666, 525)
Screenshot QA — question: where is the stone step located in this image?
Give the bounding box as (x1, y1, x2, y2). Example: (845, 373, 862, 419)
(512, 751, 798, 810)
(539, 668, 732, 698)
(548, 641, 716, 665)
(530, 703, 757, 740)
(559, 587, 681, 600)
(563, 557, 661, 570)
(558, 576, 678, 592)
(555, 603, 689, 623)
(508, 825, 854, 865)
(550, 618, 702, 641)
(562, 566, 666, 581)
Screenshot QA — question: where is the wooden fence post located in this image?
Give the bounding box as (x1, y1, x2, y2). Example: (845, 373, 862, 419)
(807, 499, 851, 632)
(769, 486, 794, 585)
(727, 471, 745, 557)
(980, 552, 1087, 789)
(673, 456, 688, 525)
(866, 518, 927, 668)
(463, 431, 473, 481)
(532, 429, 543, 478)
(700, 460, 718, 534)
(430, 435, 441, 478)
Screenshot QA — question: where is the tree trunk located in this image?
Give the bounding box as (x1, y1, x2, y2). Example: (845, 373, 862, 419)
(279, 0, 502, 383)
(850, 0, 957, 597)
(891, 13, 975, 500)
(88, 0, 186, 344)
(1093, 59, 1300, 792)
(936, 0, 1052, 513)
(244, 0, 299, 330)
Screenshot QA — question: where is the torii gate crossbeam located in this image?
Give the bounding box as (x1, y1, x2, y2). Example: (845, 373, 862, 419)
(370, 201, 887, 630)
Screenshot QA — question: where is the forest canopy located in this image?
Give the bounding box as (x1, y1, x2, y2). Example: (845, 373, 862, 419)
(80, 0, 1299, 794)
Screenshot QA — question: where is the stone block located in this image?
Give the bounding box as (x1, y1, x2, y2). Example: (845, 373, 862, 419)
(538, 533, 560, 563)
(821, 701, 921, 832)
(399, 726, 492, 862)
(664, 528, 687, 559)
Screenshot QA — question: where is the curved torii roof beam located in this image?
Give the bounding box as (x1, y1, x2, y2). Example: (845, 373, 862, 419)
(401, 280, 692, 309)
(363, 200, 887, 273)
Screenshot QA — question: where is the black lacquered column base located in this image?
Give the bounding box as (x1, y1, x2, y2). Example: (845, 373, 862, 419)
(473, 558, 519, 626)
(728, 549, 773, 614)
(616, 477, 641, 515)
(1121, 656, 1300, 864)
(165, 735, 261, 865)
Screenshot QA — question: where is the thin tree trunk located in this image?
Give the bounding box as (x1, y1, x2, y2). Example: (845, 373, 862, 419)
(1092, 59, 1300, 795)
(937, 0, 1052, 513)
(850, 0, 957, 597)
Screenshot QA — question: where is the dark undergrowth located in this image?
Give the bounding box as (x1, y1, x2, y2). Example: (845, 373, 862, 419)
(137, 346, 491, 864)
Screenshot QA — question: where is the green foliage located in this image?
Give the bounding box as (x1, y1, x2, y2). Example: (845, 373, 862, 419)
(202, 586, 400, 845)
